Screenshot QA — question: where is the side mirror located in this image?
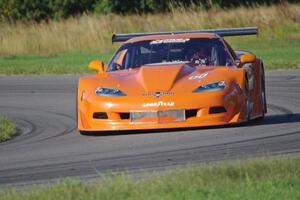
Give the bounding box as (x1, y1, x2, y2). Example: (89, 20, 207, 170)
(88, 60, 105, 74)
(239, 54, 256, 67)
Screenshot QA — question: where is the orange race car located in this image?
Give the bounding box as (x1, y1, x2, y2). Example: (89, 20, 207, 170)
(77, 27, 267, 133)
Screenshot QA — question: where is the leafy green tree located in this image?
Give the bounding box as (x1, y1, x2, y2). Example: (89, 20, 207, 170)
(0, 0, 51, 21)
(0, 0, 299, 21)
(49, 0, 96, 19)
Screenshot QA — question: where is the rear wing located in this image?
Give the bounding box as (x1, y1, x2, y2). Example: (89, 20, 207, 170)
(112, 27, 258, 43)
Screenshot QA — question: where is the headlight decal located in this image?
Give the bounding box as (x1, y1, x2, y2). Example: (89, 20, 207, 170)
(95, 87, 126, 96)
(192, 81, 226, 93)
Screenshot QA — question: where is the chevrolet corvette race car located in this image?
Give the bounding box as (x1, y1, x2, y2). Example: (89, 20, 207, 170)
(77, 27, 267, 132)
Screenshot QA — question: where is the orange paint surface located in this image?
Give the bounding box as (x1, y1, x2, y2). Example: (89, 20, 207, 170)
(77, 33, 266, 131)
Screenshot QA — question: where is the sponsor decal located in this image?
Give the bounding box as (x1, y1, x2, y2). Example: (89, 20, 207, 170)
(150, 39, 190, 45)
(142, 91, 175, 98)
(142, 101, 175, 108)
(188, 73, 208, 80)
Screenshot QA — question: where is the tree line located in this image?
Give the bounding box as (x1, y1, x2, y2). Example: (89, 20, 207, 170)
(0, 0, 298, 22)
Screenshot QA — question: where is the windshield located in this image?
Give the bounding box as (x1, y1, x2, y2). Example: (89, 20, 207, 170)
(107, 38, 233, 71)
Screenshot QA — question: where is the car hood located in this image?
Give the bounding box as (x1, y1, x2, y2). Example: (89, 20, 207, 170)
(91, 63, 231, 95)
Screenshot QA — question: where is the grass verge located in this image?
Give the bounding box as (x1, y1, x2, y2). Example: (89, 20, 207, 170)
(0, 51, 112, 75)
(0, 115, 16, 142)
(1, 157, 300, 199)
(1, 4, 299, 55)
(0, 4, 299, 74)
(0, 38, 299, 75)
(228, 37, 300, 70)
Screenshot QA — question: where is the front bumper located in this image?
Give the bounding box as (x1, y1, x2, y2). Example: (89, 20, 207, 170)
(78, 87, 244, 131)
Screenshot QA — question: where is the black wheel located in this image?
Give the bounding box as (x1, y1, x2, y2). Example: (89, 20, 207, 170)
(258, 67, 267, 120)
(79, 130, 91, 135)
(244, 79, 251, 121)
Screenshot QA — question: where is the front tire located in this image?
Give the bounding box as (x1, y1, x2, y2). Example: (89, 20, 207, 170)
(79, 130, 91, 135)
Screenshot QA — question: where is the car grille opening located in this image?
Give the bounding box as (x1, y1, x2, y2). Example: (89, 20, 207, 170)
(120, 112, 130, 120)
(93, 112, 108, 119)
(185, 109, 198, 119)
(209, 107, 227, 114)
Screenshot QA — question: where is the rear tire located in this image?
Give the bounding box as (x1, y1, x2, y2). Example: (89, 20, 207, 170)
(244, 79, 251, 121)
(257, 68, 266, 120)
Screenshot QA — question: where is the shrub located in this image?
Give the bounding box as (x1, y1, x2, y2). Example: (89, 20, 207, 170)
(0, 0, 299, 22)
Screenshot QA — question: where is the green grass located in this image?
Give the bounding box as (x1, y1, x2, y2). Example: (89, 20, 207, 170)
(0, 38, 299, 75)
(0, 51, 112, 75)
(1, 157, 300, 200)
(0, 115, 16, 142)
(0, 4, 299, 74)
(0, 4, 299, 75)
(228, 38, 300, 70)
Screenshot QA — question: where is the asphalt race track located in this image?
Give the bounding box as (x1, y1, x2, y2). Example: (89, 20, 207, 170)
(0, 71, 300, 187)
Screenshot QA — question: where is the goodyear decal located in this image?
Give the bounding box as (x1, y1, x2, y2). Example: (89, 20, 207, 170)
(142, 101, 175, 108)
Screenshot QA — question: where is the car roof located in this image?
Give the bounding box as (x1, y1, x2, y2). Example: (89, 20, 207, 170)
(124, 33, 220, 44)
